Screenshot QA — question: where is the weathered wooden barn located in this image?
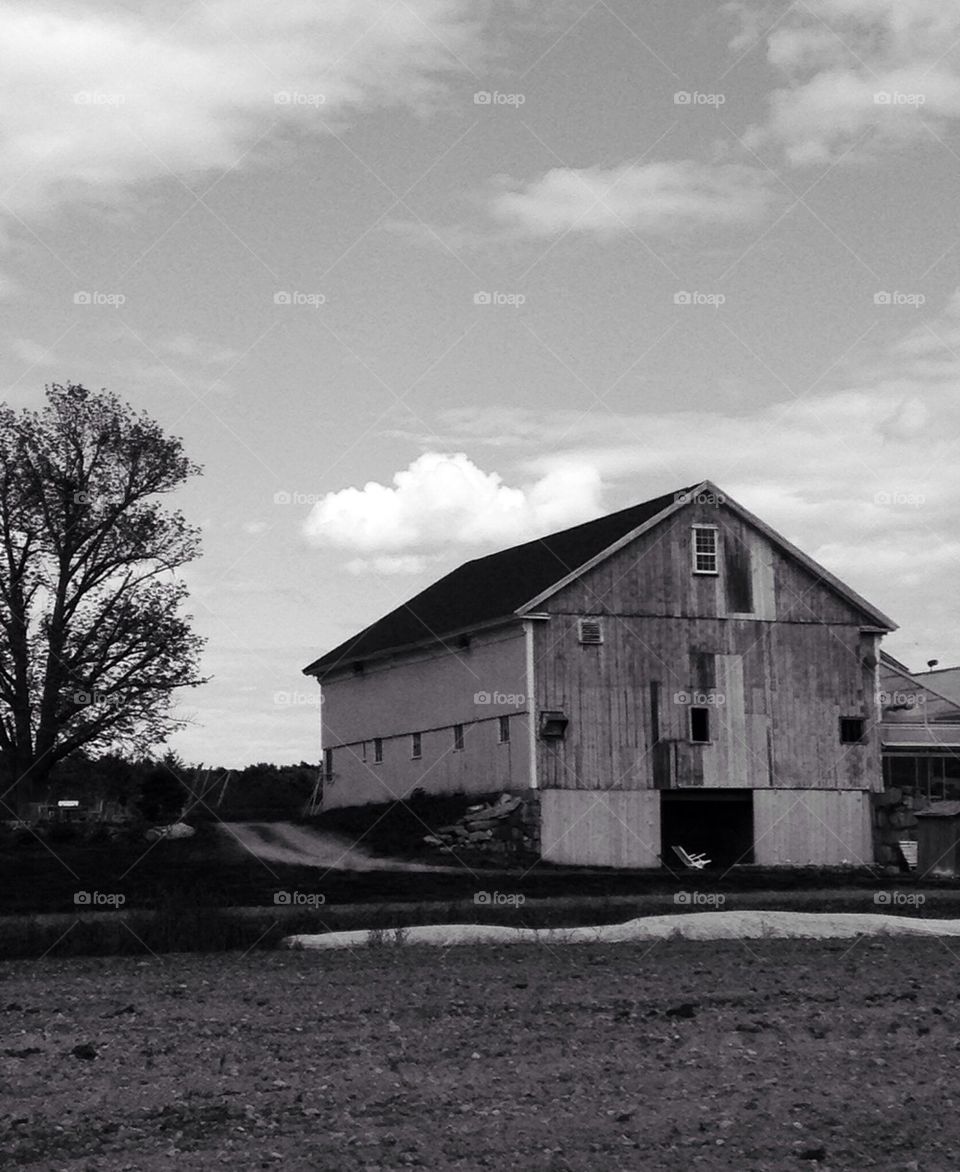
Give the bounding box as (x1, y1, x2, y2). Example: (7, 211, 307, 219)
(303, 480, 897, 867)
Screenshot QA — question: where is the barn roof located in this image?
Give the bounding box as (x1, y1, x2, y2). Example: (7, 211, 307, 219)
(303, 484, 692, 677)
(303, 478, 897, 678)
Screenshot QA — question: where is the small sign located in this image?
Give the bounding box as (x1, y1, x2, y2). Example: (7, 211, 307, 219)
(57, 799, 81, 808)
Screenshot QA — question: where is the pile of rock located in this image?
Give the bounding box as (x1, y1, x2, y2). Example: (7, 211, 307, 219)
(423, 793, 539, 858)
(872, 788, 918, 870)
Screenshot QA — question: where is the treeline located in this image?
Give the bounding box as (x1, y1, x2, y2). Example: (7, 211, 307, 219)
(40, 751, 319, 823)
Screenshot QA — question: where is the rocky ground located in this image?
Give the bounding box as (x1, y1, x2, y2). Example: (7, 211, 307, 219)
(1, 936, 957, 1170)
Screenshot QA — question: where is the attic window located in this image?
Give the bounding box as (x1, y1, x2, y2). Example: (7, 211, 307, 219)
(692, 526, 718, 575)
(840, 717, 866, 744)
(578, 618, 603, 645)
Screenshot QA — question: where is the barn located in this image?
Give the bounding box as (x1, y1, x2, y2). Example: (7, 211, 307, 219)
(303, 480, 897, 868)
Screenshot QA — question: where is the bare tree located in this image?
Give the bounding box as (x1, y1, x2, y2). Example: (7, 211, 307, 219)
(0, 383, 206, 815)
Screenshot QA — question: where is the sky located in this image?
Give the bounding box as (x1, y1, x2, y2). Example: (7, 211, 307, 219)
(1, 0, 958, 767)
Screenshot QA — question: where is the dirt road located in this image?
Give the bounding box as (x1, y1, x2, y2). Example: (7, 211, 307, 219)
(217, 820, 454, 871)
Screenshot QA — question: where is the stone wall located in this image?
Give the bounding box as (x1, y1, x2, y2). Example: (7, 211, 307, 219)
(423, 792, 541, 859)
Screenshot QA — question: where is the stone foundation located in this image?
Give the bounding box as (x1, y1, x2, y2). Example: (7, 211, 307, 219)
(872, 788, 918, 870)
(423, 791, 541, 858)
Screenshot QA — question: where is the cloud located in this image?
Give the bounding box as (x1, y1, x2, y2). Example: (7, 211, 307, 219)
(10, 338, 57, 366)
(303, 452, 605, 567)
(735, 0, 960, 163)
(0, 1, 482, 228)
(487, 161, 775, 238)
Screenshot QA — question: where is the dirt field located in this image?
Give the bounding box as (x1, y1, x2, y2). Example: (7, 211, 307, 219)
(1, 936, 957, 1171)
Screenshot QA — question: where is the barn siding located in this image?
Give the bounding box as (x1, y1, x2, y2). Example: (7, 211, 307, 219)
(539, 789, 660, 867)
(532, 498, 882, 802)
(753, 789, 873, 865)
(319, 626, 530, 808)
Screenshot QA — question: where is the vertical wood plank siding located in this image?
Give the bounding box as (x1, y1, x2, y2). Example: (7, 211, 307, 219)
(540, 790, 661, 867)
(534, 503, 881, 795)
(753, 790, 873, 865)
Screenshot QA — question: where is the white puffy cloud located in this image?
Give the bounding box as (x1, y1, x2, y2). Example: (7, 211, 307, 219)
(735, 0, 960, 163)
(487, 161, 775, 238)
(303, 452, 605, 567)
(0, 1, 481, 226)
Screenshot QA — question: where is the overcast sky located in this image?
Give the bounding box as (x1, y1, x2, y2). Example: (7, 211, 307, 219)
(2, 0, 958, 766)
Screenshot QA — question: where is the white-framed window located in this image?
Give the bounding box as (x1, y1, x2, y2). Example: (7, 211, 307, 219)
(411, 731, 422, 759)
(692, 525, 719, 575)
(498, 715, 510, 744)
(577, 617, 603, 644)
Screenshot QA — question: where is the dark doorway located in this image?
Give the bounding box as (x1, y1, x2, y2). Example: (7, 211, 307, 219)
(660, 790, 754, 868)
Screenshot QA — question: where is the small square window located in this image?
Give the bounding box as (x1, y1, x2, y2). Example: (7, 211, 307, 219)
(373, 737, 383, 763)
(498, 715, 510, 744)
(411, 732, 422, 759)
(840, 717, 865, 743)
(453, 724, 464, 752)
(690, 706, 711, 743)
(692, 526, 718, 575)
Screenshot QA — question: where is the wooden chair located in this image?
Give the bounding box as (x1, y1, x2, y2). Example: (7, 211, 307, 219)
(671, 845, 711, 870)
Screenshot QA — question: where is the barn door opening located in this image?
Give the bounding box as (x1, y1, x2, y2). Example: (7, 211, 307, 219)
(660, 789, 754, 868)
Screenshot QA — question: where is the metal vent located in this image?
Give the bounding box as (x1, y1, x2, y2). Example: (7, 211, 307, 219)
(578, 618, 603, 645)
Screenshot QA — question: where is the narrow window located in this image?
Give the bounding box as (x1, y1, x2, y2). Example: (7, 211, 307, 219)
(690, 707, 710, 743)
(373, 737, 383, 763)
(498, 715, 510, 744)
(840, 717, 865, 744)
(692, 526, 718, 575)
(724, 534, 754, 612)
(650, 681, 661, 745)
(360, 740, 367, 762)
(578, 617, 603, 644)
(323, 747, 333, 778)
(411, 732, 422, 759)
(453, 724, 464, 752)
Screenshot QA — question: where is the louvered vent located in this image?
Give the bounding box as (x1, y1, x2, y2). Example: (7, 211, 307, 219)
(578, 618, 603, 645)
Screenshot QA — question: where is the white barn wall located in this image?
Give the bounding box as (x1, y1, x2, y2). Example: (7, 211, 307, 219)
(318, 626, 530, 809)
(540, 789, 661, 867)
(753, 789, 873, 866)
